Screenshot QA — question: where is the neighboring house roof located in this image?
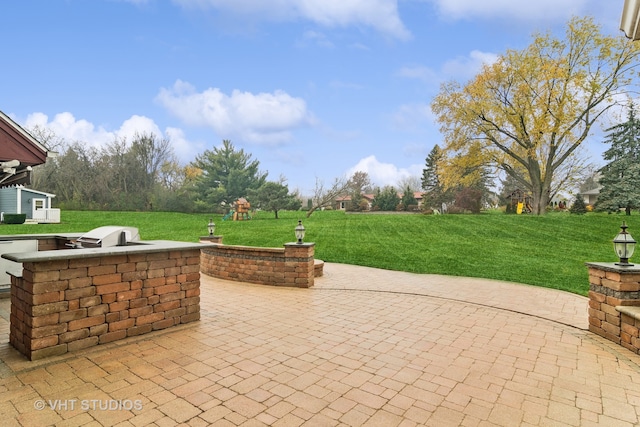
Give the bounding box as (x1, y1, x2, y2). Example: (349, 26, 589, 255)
(0, 110, 54, 188)
(580, 188, 601, 196)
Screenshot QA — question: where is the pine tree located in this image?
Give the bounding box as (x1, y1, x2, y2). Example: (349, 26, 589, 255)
(400, 185, 418, 211)
(569, 193, 587, 214)
(421, 145, 449, 210)
(596, 105, 640, 215)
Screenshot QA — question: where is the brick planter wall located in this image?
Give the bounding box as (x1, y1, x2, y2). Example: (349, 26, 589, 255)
(587, 262, 640, 353)
(200, 241, 315, 288)
(9, 248, 201, 360)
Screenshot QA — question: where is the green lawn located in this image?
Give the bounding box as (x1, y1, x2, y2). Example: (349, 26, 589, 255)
(0, 209, 634, 295)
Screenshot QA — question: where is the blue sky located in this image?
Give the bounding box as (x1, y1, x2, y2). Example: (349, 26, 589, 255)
(1, 0, 624, 195)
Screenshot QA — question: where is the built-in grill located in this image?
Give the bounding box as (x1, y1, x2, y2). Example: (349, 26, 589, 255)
(74, 226, 140, 248)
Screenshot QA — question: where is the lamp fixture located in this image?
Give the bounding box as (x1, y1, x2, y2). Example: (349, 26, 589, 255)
(295, 220, 305, 244)
(208, 218, 215, 237)
(614, 222, 636, 266)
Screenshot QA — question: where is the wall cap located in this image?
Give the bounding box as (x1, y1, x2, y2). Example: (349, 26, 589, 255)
(284, 242, 315, 248)
(616, 305, 640, 320)
(585, 262, 640, 273)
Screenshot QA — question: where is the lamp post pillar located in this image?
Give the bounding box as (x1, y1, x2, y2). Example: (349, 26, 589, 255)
(586, 262, 640, 353)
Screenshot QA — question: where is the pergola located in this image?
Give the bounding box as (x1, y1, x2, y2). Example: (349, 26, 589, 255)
(0, 111, 54, 187)
(621, 0, 640, 40)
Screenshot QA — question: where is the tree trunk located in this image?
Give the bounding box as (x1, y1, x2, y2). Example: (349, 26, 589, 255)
(528, 160, 552, 215)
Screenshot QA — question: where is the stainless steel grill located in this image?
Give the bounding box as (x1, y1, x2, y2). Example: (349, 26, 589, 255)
(74, 226, 140, 248)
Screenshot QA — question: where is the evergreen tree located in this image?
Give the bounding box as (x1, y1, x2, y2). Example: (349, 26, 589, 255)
(400, 185, 418, 211)
(421, 145, 449, 210)
(248, 181, 301, 219)
(192, 140, 267, 211)
(596, 105, 640, 215)
(371, 186, 400, 211)
(569, 193, 587, 214)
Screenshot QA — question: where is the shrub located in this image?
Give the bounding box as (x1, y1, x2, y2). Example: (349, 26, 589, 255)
(3, 214, 26, 224)
(569, 194, 587, 214)
(447, 206, 467, 214)
(455, 188, 482, 214)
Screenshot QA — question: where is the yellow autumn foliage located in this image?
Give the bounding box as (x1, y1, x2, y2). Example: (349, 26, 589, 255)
(432, 16, 640, 214)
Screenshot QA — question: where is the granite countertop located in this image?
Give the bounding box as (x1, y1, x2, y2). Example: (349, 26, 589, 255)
(1, 240, 216, 263)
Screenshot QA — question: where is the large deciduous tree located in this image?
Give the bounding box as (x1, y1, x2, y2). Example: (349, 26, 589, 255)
(431, 16, 640, 215)
(596, 105, 640, 215)
(345, 171, 373, 212)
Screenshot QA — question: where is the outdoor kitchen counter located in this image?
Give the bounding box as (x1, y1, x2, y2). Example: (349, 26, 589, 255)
(1, 240, 216, 263)
(6, 239, 213, 360)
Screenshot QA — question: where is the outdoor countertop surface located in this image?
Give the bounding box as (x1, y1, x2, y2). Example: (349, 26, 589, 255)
(1, 240, 216, 262)
(0, 233, 81, 241)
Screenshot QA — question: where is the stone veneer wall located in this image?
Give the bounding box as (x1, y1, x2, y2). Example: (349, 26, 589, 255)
(587, 263, 640, 353)
(10, 249, 201, 360)
(200, 241, 315, 288)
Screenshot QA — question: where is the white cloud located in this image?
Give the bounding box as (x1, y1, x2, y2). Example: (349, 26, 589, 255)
(442, 50, 499, 81)
(347, 155, 421, 187)
(24, 112, 114, 149)
(396, 66, 437, 82)
(155, 80, 315, 145)
(391, 103, 434, 130)
(118, 115, 162, 139)
(22, 112, 199, 164)
(172, 0, 411, 40)
(398, 50, 498, 88)
(427, 0, 590, 21)
(296, 30, 334, 48)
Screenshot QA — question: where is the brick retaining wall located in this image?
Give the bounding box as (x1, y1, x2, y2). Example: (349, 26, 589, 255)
(9, 248, 201, 360)
(200, 240, 316, 288)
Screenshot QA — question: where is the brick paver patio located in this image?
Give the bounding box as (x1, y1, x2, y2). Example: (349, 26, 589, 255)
(1, 263, 640, 426)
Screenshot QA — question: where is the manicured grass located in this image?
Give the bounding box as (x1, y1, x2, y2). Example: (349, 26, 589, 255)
(0, 210, 633, 295)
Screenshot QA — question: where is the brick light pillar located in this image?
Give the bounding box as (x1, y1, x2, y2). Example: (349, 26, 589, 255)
(283, 243, 315, 288)
(586, 262, 640, 353)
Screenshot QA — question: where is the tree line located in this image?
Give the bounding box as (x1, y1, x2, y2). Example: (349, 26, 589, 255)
(29, 133, 302, 217)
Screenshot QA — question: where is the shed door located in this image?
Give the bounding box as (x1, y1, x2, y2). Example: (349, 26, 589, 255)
(32, 198, 45, 217)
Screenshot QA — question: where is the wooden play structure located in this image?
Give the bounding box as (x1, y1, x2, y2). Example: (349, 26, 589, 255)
(506, 189, 532, 214)
(223, 197, 252, 221)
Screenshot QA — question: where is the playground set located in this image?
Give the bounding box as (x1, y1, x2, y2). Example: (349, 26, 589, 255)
(223, 197, 252, 221)
(507, 189, 533, 214)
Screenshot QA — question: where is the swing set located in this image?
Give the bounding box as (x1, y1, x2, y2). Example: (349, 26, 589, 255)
(507, 189, 532, 214)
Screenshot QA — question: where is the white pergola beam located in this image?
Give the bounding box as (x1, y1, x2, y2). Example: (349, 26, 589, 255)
(621, 0, 640, 40)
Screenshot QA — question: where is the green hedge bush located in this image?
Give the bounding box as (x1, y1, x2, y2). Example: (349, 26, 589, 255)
(3, 214, 26, 224)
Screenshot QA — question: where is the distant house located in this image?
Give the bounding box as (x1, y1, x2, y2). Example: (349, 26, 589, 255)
(335, 194, 375, 211)
(0, 110, 59, 223)
(579, 188, 600, 207)
(336, 191, 425, 211)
